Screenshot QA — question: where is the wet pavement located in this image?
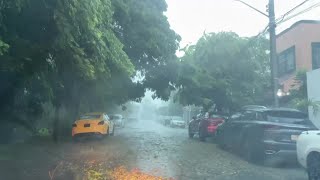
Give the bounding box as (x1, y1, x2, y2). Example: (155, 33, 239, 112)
(0, 119, 308, 180)
(119, 119, 307, 180)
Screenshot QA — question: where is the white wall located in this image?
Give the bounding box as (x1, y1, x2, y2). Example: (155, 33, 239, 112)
(307, 69, 320, 128)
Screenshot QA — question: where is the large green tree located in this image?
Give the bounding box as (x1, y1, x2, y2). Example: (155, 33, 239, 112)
(0, 0, 179, 135)
(111, 0, 181, 100)
(177, 32, 271, 112)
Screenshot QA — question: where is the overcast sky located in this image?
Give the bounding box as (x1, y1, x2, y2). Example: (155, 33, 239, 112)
(165, 0, 320, 47)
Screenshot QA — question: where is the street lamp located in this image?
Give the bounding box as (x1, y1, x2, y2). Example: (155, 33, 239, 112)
(277, 89, 283, 97)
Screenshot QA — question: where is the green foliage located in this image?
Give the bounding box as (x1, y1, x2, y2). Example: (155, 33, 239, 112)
(287, 70, 309, 112)
(112, 0, 181, 99)
(177, 32, 271, 112)
(0, 40, 9, 55)
(0, 0, 179, 136)
(37, 128, 50, 137)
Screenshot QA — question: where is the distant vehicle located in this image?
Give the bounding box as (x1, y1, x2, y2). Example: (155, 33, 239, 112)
(216, 107, 316, 165)
(188, 114, 225, 141)
(163, 116, 172, 126)
(127, 116, 138, 122)
(170, 116, 185, 128)
(72, 112, 114, 140)
(297, 130, 320, 180)
(111, 114, 125, 128)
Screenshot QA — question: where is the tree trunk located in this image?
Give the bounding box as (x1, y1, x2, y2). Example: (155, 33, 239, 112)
(52, 118, 59, 143)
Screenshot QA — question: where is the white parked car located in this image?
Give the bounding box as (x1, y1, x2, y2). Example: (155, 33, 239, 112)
(111, 114, 125, 128)
(297, 130, 320, 180)
(170, 116, 185, 128)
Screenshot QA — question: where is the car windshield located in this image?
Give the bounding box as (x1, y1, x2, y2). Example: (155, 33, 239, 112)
(79, 115, 101, 120)
(2, 0, 320, 179)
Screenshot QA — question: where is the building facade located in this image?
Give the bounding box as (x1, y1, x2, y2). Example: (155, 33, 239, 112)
(307, 69, 320, 127)
(276, 20, 320, 94)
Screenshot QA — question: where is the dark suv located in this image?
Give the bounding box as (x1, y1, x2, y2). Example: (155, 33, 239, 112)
(216, 107, 316, 165)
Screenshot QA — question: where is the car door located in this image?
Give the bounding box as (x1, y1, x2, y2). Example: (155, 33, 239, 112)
(230, 110, 257, 148)
(220, 113, 241, 147)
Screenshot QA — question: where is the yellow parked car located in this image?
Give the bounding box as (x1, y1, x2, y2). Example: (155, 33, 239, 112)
(72, 112, 114, 140)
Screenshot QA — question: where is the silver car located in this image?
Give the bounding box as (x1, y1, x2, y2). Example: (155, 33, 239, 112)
(111, 114, 125, 128)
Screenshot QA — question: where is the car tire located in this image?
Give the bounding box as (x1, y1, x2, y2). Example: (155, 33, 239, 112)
(188, 126, 194, 138)
(307, 152, 320, 180)
(199, 125, 207, 142)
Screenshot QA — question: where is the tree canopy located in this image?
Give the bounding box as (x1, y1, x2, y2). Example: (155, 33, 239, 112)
(176, 32, 271, 112)
(0, 0, 180, 132)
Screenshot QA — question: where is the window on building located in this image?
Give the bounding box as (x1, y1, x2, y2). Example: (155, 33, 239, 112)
(278, 46, 296, 76)
(312, 43, 320, 70)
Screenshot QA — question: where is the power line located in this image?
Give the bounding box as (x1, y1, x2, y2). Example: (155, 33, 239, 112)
(234, 0, 269, 17)
(276, 0, 311, 23)
(256, 0, 319, 36)
(277, 2, 320, 25)
(255, 24, 269, 37)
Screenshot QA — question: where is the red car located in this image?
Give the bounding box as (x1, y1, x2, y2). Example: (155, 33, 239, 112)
(188, 114, 225, 141)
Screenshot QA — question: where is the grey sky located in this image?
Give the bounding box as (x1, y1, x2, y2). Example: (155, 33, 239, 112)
(165, 0, 320, 47)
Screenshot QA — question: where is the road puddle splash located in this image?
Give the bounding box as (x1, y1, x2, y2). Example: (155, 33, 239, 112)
(48, 159, 173, 180)
(108, 166, 174, 180)
(84, 164, 173, 180)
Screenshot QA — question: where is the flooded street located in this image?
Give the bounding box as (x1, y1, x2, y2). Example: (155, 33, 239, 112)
(120, 119, 307, 180)
(0, 119, 308, 180)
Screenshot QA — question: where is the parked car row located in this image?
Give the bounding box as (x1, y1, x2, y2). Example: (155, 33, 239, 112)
(188, 114, 225, 141)
(188, 105, 319, 179)
(216, 106, 317, 165)
(160, 116, 186, 128)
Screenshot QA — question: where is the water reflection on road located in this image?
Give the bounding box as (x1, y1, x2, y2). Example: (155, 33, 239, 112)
(120, 119, 307, 180)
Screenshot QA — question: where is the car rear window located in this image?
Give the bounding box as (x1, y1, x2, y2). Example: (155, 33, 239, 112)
(265, 111, 309, 125)
(79, 115, 101, 120)
(210, 115, 223, 119)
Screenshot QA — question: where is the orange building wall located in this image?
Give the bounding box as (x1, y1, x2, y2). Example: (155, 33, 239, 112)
(276, 22, 320, 93)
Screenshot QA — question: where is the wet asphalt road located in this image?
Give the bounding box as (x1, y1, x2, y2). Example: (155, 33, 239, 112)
(0, 119, 308, 180)
(119, 119, 307, 180)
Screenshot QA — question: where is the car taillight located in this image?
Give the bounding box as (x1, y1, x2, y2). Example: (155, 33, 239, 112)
(263, 125, 286, 141)
(98, 121, 104, 125)
(72, 123, 77, 127)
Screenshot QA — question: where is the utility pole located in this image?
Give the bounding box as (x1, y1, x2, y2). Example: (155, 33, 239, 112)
(235, 0, 279, 107)
(268, 0, 279, 107)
